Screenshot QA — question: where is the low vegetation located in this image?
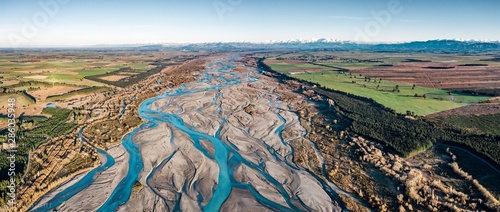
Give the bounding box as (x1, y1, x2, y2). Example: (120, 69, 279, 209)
(0, 107, 77, 205)
(434, 113, 500, 136)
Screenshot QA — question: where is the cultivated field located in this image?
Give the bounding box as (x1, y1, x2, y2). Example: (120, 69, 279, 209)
(264, 52, 498, 115)
(264, 60, 330, 73)
(351, 62, 500, 90)
(0, 51, 161, 87)
(0, 51, 195, 116)
(0, 93, 37, 115)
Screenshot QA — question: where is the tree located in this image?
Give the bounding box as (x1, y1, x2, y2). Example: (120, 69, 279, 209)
(412, 84, 415, 90)
(393, 85, 400, 92)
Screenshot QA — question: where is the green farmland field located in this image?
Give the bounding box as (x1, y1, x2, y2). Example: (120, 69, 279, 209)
(264, 63, 329, 72)
(266, 61, 490, 115)
(292, 71, 489, 115)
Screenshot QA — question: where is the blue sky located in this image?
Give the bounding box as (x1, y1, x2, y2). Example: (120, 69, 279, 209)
(0, 0, 499, 47)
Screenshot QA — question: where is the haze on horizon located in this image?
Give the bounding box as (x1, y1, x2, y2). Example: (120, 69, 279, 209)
(0, 0, 499, 48)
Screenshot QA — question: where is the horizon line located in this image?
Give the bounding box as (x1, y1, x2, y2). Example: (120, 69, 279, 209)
(1, 38, 498, 49)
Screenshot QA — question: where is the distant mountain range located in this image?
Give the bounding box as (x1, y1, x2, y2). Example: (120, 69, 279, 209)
(166, 39, 500, 52)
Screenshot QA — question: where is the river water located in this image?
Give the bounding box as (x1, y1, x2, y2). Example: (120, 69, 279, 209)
(30, 128, 115, 212)
(36, 58, 347, 211)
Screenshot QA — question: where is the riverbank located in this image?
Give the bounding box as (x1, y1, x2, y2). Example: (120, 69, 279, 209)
(30, 143, 126, 211)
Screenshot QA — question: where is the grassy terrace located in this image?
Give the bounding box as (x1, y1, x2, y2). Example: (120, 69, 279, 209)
(266, 60, 489, 115)
(293, 71, 489, 115)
